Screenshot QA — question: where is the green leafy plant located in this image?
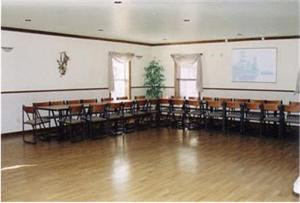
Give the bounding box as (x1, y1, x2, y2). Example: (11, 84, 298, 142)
(144, 60, 165, 99)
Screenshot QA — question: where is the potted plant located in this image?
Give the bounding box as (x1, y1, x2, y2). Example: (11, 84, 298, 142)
(144, 60, 165, 99)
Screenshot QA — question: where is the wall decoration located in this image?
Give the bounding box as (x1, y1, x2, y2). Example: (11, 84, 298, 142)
(57, 51, 70, 76)
(232, 48, 277, 82)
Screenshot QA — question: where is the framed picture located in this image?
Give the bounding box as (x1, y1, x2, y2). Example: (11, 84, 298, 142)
(232, 48, 277, 83)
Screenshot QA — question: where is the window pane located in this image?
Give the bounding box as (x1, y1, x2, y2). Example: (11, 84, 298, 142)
(180, 63, 197, 79)
(179, 80, 198, 97)
(113, 59, 127, 80)
(111, 80, 127, 98)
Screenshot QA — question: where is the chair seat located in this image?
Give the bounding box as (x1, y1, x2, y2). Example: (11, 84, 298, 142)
(87, 116, 106, 122)
(227, 111, 241, 118)
(64, 119, 85, 125)
(245, 113, 261, 120)
(109, 113, 122, 120)
(264, 116, 280, 122)
(286, 115, 300, 124)
(24, 118, 50, 125)
(123, 113, 134, 118)
(206, 111, 223, 117)
(188, 110, 202, 116)
(171, 109, 185, 115)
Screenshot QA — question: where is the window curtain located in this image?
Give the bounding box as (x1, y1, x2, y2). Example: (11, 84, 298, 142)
(108, 52, 134, 92)
(171, 53, 203, 95)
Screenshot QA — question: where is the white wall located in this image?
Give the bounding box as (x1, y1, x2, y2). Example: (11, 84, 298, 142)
(1, 30, 299, 133)
(151, 39, 300, 101)
(1, 31, 151, 133)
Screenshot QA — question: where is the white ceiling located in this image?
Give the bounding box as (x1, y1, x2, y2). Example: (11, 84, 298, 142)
(2, 0, 299, 44)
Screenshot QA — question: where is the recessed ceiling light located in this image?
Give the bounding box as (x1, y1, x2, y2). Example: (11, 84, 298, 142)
(98, 29, 104, 31)
(163, 38, 167, 41)
(114, 1, 122, 4)
(237, 33, 243, 36)
(183, 19, 191, 22)
(25, 19, 31, 22)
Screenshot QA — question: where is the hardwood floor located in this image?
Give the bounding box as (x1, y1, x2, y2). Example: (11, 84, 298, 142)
(1, 128, 299, 201)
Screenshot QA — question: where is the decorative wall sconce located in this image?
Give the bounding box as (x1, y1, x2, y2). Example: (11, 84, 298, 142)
(57, 51, 70, 76)
(1, 46, 14, 52)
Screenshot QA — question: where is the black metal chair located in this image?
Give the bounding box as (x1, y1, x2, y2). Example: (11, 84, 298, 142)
(22, 105, 51, 144)
(86, 103, 107, 139)
(122, 100, 136, 133)
(204, 100, 225, 132)
(135, 99, 150, 129)
(106, 102, 123, 135)
(243, 102, 263, 136)
(283, 104, 300, 136)
(62, 104, 86, 142)
(224, 101, 244, 133)
(158, 98, 171, 127)
(261, 103, 283, 137)
(186, 99, 204, 129)
(170, 98, 186, 129)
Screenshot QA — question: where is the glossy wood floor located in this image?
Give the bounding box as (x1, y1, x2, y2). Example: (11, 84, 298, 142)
(1, 128, 299, 201)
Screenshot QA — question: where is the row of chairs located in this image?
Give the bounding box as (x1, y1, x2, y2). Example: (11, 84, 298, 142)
(22, 96, 155, 143)
(22, 96, 299, 143)
(158, 97, 300, 137)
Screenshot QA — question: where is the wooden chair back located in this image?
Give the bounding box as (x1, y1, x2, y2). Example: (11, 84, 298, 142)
(202, 97, 214, 101)
(101, 97, 113, 102)
(225, 101, 241, 109)
(217, 98, 232, 103)
(264, 100, 282, 105)
(188, 96, 200, 100)
(187, 100, 200, 107)
(117, 96, 128, 100)
(262, 103, 280, 112)
(289, 101, 300, 106)
(171, 99, 185, 106)
(81, 99, 97, 104)
(89, 103, 106, 114)
(33, 101, 50, 107)
(250, 99, 265, 104)
(245, 102, 261, 110)
(234, 98, 249, 103)
(50, 101, 64, 105)
(206, 100, 222, 108)
(134, 96, 146, 100)
(284, 104, 300, 113)
(66, 100, 81, 105)
(159, 98, 170, 105)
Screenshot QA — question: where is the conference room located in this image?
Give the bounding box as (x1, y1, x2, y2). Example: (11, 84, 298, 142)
(1, 0, 299, 202)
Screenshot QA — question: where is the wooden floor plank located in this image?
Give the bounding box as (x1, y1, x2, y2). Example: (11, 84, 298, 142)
(1, 128, 299, 201)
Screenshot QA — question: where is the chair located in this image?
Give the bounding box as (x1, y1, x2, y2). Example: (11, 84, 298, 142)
(283, 104, 300, 135)
(122, 101, 136, 133)
(243, 102, 263, 135)
(135, 99, 150, 128)
(135, 96, 146, 100)
(86, 103, 107, 139)
(33, 101, 52, 126)
(261, 103, 283, 137)
(204, 100, 225, 131)
(224, 101, 244, 133)
(22, 105, 51, 144)
(117, 96, 128, 100)
(106, 102, 123, 135)
(170, 99, 186, 129)
(186, 99, 203, 129)
(158, 98, 171, 126)
(49, 100, 66, 127)
(81, 99, 97, 104)
(147, 99, 160, 127)
(101, 97, 113, 102)
(66, 99, 81, 105)
(63, 105, 86, 142)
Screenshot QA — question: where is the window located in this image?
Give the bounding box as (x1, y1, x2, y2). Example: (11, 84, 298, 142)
(111, 59, 130, 99)
(177, 62, 198, 97)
